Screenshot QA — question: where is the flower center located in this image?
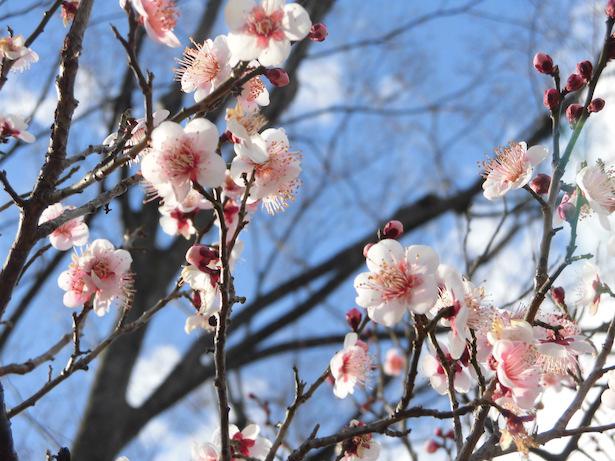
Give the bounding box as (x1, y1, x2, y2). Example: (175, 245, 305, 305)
(483, 143, 527, 184)
(149, 0, 178, 31)
(163, 141, 200, 182)
(371, 260, 421, 303)
(231, 433, 255, 457)
(91, 260, 113, 281)
(246, 6, 285, 47)
(243, 77, 265, 103)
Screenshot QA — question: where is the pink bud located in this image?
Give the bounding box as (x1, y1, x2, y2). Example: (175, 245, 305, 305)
(186, 244, 219, 271)
(533, 53, 555, 74)
(530, 174, 551, 195)
(551, 286, 565, 306)
(576, 60, 593, 81)
(565, 103, 584, 125)
(381, 220, 404, 239)
(606, 0, 615, 18)
(565, 73, 585, 93)
(346, 308, 362, 331)
(589, 98, 605, 113)
(543, 88, 560, 111)
(445, 429, 455, 439)
(434, 428, 443, 437)
(425, 440, 440, 454)
(265, 68, 290, 87)
(363, 242, 374, 258)
(558, 200, 576, 222)
(308, 23, 328, 42)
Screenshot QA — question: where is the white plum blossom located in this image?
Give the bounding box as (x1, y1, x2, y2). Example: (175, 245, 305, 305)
(330, 332, 372, 399)
(39, 203, 89, 251)
(158, 187, 212, 239)
(103, 109, 169, 148)
(0, 35, 39, 72)
(225, 0, 312, 66)
(225, 103, 267, 143)
(193, 424, 271, 460)
(237, 75, 269, 110)
(0, 114, 35, 143)
(230, 128, 301, 214)
(338, 420, 381, 461)
(421, 342, 471, 395)
(176, 35, 232, 102)
(577, 161, 615, 228)
(58, 239, 132, 315)
(354, 239, 439, 326)
(122, 0, 180, 48)
(482, 142, 548, 200)
(576, 262, 605, 315)
(602, 370, 615, 410)
(141, 119, 226, 203)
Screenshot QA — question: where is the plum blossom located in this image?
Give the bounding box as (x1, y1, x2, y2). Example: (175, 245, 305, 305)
(103, 109, 169, 148)
(354, 239, 439, 326)
(225, 103, 267, 143)
(330, 332, 372, 399)
(230, 128, 301, 214)
(141, 119, 226, 203)
(0, 114, 35, 143)
(434, 265, 471, 359)
(193, 424, 271, 460)
(576, 262, 605, 315)
(39, 203, 89, 251)
(338, 420, 381, 461)
(421, 343, 472, 395)
(214, 197, 257, 242)
(237, 75, 270, 110)
(176, 36, 232, 102)
(601, 370, 615, 409)
(491, 340, 540, 410)
(158, 187, 212, 238)
(0, 35, 39, 72)
(577, 161, 615, 228)
(383, 348, 406, 376)
(225, 0, 312, 66)
(58, 239, 133, 315)
(122, 0, 180, 47)
(482, 142, 548, 200)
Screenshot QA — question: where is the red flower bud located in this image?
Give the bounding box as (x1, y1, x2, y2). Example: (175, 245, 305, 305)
(576, 60, 593, 81)
(265, 68, 290, 87)
(425, 440, 440, 454)
(551, 286, 565, 306)
(380, 220, 404, 239)
(565, 103, 584, 125)
(607, 0, 615, 18)
(543, 88, 560, 111)
(308, 23, 328, 42)
(565, 73, 585, 92)
(589, 98, 605, 113)
(346, 308, 362, 331)
(533, 53, 555, 74)
(530, 174, 551, 195)
(434, 428, 444, 437)
(445, 429, 455, 439)
(558, 200, 576, 222)
(363, 242, 374, 258)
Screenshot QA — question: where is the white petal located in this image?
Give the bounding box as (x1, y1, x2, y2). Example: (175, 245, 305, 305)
(283, 3, 312, 41)
(225, 0, 255, 30)
(406, 245, 439, 273)
(366, 239, 404, 273)
(185, 118, 219, 154)
(525, 145, 549, 166)
(258, 39, 291, 66)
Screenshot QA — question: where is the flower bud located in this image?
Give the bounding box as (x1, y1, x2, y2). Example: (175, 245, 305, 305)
(589, 98, 605, 113)
(558, 200, 576, 222)
(346, 308, 362, 331)
(543, 88, 560, 111)
(577, 60, 593, 81)
(363, 242, 374, 258)
(380, 220, 404, 239)
(445, 429, 455, 439)
(434, 428, 444, 437)
(425, 440, 440, 454)
(308, 23, 328, 42)
(565, 103, 584, 125)
(530, 174, 551, 195)
(551, 286, 565, 306)
(565, 73, 585, 92)
(607, 0, 615, 18)
(265, 68, 290, 87)
(533, 53, 555, 74)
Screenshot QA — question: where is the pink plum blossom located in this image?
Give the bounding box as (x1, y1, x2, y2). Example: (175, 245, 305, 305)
(383, 348, 406, 376)
(123, 0, 180, 48)
(225, 0, 312, 66)
(491, 340, 540, 410)
(176, 36, 232, 102)
(0, 114, 35, 143)
(482, 142, 548, 200)
(0, 35, 39, 72)
(354, 239, 439, 326)
(195, 424, 270, 461)
(230, 127, 301, 214)
(421, 343, 471, 395)
(141, 118, 226, 203)
(39, 203, 89, 251)
(577, 161, 615, 228)
(58, 239, 133, 316)
(330, 332, 372, 399)
(225, 103, 267, 143)
(338, 420, 381, 461)
(158, 187, 212, 238)
(237, 75, 270, 110)
(103, 109, 169, 148)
